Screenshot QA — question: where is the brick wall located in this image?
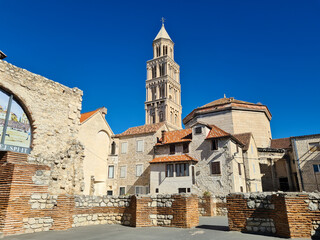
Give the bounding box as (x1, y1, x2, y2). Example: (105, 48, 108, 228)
(227, 192, 316, 238)
(0, 152, 199, 237)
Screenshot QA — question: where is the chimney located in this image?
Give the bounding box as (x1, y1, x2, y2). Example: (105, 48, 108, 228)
(161, 130, 166, 143)
(0, 51, 7, 60)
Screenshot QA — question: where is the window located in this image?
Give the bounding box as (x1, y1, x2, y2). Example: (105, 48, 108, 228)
(152, 66, 157, 78)
(119, 187, 125, 196)
(155, 188, 159, 193)
(111, 141, 116, 155)
(238, 163, 242, 175)
(108, 165, 114, 179)
(135, 186, 144, 194)
(166, 164, 174, 177)
(120, 166, 126, 178)
(121, 142, 128, 154)
(178, 188, 186, 193)
(211, 162, 221, 175)
(136, 164, 143, 177)
(170, 144, 175, 155)
(310, 142, 320, 152)
(240, 186, 243, 192)
(187, 188, 191, 193)
(176, 163, 189, 177)
(107, 190, 113, 196)
(236, 145, 239, 153)
(313, 164, 320, 173)
(159, 111, 164, 122)
(183, 143, 189, 153)
(136, 140, 144, 152)
(195, 127, 202, 134)
(211, 139, 218, 150)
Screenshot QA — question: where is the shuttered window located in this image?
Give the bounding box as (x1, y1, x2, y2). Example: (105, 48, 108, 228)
(136, 140, 144, 152)
(121, 142, 128, 154)
(211, 162, 221, 175)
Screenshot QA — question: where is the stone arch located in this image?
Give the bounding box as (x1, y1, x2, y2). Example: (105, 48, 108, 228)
(0, 84, 33, 151)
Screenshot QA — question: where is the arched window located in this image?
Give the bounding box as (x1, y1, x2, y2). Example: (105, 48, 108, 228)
(0, 88, 31, 154)
(111, 141, 116, 155)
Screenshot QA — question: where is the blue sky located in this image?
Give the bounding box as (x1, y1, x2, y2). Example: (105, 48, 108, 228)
(1, 0, 320, 138)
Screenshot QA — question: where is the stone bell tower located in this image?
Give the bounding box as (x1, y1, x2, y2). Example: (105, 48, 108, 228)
(145, 22, 182, 130)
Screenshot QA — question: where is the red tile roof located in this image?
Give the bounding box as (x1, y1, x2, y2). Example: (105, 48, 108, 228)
(150, 154, 198, 164)
(80, 109, 100, 123)
(201, 97, 253, 108)
(115, 122, 165, 137)
(271, 138, 291, 149)
(206, 125, 231, 139)
(233, 133, 252, 151)
(157, 128, 192, 145)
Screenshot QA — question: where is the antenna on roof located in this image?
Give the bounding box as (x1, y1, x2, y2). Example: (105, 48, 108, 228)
(224, 93, 226, 98)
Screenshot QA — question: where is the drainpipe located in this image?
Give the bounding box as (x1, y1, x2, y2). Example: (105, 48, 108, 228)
(292, 138, 304, 191)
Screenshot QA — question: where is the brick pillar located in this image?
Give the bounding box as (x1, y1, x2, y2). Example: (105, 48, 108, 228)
(227, 194, 249, 231)
(132, 195, 153, 227)
(172, 194, 199, 228)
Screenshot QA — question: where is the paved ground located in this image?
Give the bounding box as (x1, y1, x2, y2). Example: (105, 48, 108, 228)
(3, 217, 306, 240)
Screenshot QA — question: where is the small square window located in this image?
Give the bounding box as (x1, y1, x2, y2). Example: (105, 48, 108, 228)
(178, 188, 186, 193)
(313, 164, 320, 173)
(155, 188, 159, 193)
(195, 127, 202, 134)
(187, 188, 191, 193)
(107, 190, 113, 196)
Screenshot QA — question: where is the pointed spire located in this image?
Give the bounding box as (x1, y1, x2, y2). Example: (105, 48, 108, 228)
(154, 19, 172, 41)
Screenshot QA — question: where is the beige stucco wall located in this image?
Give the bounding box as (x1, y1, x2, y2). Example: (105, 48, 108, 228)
(243, 135, 263, 192)
(150, 163, 194, 194)
(79, 111, 113, 195)
(292, 136, 320, 192)
(0, 60, 84, 195)
(232, 110, 271, 148)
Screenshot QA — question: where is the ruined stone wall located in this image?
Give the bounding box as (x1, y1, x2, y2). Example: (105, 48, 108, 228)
(0, 60, 84, 195)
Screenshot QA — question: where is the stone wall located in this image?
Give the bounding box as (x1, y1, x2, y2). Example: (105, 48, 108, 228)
(0, 60, 84, 195)
(0, 152, 200, 237)
(226, 192, 320, 238)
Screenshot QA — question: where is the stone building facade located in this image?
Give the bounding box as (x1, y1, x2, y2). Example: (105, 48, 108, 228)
(0, 59, 84, 195)
(79, 107, 113, 195)
(149, 123, 254, 195)
(109, 123, 169, 196)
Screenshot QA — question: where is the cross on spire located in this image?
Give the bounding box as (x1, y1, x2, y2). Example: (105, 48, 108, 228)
(161, 17, 165, 25)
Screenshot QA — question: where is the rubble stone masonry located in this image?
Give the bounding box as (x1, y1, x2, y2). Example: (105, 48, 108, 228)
(0, 60, 84, 195)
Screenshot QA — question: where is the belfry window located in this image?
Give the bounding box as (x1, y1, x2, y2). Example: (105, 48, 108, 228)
(152, 66, 157, 78)
(0, 88, 31, 154)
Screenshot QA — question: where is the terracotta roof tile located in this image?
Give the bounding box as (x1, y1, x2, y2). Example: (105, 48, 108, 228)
(201, 97, 253, 108)
(206, 125, 231, 139)
(157, 128, 192, 145)
(271, 138, 291, 149)
(233, 133, 252, 151)
(80, 109, 100, 123)
(150, 154, 198, 164)
(183, 97, 272, 125)
(115, 122, 165, 137)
